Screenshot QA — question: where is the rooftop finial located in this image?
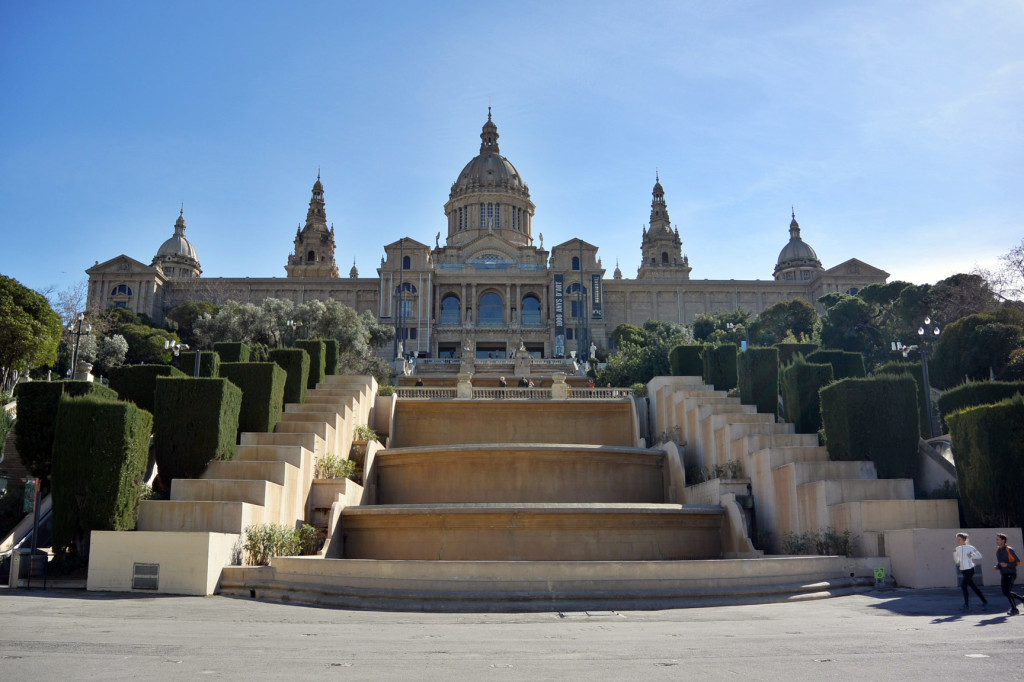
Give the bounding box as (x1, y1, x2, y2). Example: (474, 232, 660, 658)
(792, 206, 795, 220)
(180, 202, 184, 216)
(488, 105, 492, 122)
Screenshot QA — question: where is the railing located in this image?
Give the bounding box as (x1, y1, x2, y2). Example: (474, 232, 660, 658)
(393, 387, 630, 400)
(3, 400, 15, 418)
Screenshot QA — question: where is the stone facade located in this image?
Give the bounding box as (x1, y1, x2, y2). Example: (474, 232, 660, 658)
(86, 112, 888, 358)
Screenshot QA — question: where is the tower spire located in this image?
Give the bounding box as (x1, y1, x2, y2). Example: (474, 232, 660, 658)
(480, 109, 499, 154)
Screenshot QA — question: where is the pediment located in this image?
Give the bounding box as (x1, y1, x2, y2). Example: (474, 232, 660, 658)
(823, 258, 890, 279)
(86, 254, 158, 276)
(460, 233, 524, 262)
(383, 237, 431, 252)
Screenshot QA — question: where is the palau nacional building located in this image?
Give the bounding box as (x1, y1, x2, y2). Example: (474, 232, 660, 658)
(87, 111, 888, 360)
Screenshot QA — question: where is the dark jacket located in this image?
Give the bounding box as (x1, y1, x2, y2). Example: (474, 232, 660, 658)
(997, 546, 1020, 576)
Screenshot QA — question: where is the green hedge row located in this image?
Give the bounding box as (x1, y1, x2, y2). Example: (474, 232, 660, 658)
(269, 348, 310, 405)
(174, 350, 220, 377)
(703, 344, 737, 391)
(875, 360, 929, 437)
(739, 347, 779, 417)
(323, 338, 339, 375)
(13, 380, 118, 485)
(947, 394, 1024, 527)
(781, 356, 833, 435)
(937, 381, 1024, 432)
(219, 362, 287, 438)
(776, 343, 819, 366)
(51, 395, 152, 560)
(213, 342, 251, 363)
(294, 339, 326, 390)
(806, 349, 866, 380)
(820, 375, 919, 479)
(153, 377, 242, 482)
(670, 345, 703, 377)
(108, 364, 187, 415)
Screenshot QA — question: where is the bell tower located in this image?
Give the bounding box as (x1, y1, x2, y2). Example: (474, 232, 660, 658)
(285, 173, 340, 278)
(637, 175, 690, 280)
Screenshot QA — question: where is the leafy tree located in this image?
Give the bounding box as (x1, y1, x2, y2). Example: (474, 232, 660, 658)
(748, 299, 819, 346)
(598, 320, 693, 387)
(94, 335, 129, 375)
(191, 298, 394, 382)
(165, 300, 218, 346)
(930, 308, 1024, 388)
(691, 309, 750, 345)
(0, 274, 62, 390)
(609, 323, 645, 349)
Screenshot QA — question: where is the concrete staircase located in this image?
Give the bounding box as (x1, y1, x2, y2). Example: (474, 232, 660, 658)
(649, 376, 959, 556)
(87, 375, 376, 595)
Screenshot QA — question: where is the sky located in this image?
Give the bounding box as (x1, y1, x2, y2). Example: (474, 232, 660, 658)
(1, 1, 1022, 302)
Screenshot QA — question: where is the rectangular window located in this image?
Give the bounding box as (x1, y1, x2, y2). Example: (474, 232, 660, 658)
(495, 203, 500, 228)
(480, 203, 485, 226)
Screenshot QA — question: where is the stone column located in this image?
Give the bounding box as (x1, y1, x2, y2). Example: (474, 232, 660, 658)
(456, 372, 473, 399)
(551, 372, 568, 400)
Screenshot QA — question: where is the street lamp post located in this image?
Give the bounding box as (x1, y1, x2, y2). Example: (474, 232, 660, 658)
(891, 316, 941, 438)
(68, 312, 91, 379)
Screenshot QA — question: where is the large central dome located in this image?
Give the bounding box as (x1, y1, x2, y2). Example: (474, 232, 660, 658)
(449, 110, 530, 200)
(443, 110, 535, 249)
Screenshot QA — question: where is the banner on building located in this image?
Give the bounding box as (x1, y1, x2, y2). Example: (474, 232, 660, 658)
(553, 274, 565, 357)
(591, 273, 603, 320)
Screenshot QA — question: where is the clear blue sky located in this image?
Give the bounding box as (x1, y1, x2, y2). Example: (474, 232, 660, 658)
(2, 1, 1021, 299)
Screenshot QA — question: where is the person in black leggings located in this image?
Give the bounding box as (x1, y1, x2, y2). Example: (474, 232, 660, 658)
(954, 532, 988, 611)
(993, 533, 1023, 616)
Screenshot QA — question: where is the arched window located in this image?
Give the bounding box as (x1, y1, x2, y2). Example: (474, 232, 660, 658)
(111, 284, 133, 296)
(661, 252, 669, 264)
(395, 282, 417, 294)
(572, 256, 580, 271)
(846, 287, 859, 295)
(479, 292, 503, 324)
(566, 283, 587, 319)
(308, 250, 316, 263)
(521, 294, 541, 325)
(440, 295, 461, 324)
(402, 255, 411, 270)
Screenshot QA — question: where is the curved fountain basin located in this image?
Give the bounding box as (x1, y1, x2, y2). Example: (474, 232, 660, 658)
(337, 503, 723, 561)
(374, 444, 665, 504)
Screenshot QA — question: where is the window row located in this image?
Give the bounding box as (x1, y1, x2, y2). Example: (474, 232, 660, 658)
(455, 204, 527, 231)
(439, 293, 543, 325)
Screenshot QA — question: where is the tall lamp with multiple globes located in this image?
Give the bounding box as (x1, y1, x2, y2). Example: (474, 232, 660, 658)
(891, 316, 941, 438)
(68, 312, 91, 378)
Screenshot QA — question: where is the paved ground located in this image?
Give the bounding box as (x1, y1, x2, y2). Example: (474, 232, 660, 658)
(0, 587, 1019, 680)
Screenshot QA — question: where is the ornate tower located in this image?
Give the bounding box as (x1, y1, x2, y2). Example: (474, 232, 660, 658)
(773, 210, 823, 281)
(443, 109, 536, 248)
(286, 173, 339, 278)
(637, 176, 690, 280)
(151, 207, 201, 279)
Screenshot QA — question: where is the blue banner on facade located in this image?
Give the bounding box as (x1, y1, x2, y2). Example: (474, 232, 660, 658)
(553, 274, 565, 357)
(591, 273, 603, 320)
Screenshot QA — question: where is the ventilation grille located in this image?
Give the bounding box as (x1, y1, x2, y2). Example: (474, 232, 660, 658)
(132, 562, 159, 590)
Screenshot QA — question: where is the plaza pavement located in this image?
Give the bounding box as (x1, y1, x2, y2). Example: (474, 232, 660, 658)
(0, 587, 1019, 680)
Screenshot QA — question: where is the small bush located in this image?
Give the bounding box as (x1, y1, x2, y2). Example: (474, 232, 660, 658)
(153, 377, 242, 483)
(820, 375, 920, 479)
(314, 453, 358, 480)
(269, 348, 310, 406)
(703, 344, 738, 391)
(780, 527, 855, 556)
(377, 384, 396, 396)
(219, 362, 287, 438)
(50, 395, 152, 561)
(780, 355, 833, 435)
(213, 342, 251, 363)
(670, 345, 703, 376)
(947, 393, 1024, 527)
(354, 424, 378, 442)
(875, 361, 929, 438)
(295, 339, 326, 390)
(738, 346, 779, 417)
(806, 349, 866, 380)
(630, 383, 648, 397)
(243, 523, 325, 565)
(108, 364, 187, 415)
(174, 350, 220, 377)
(13, 380, 118, 485)
(322, 338, 339, 376)
(937, 381, 1024, 433)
